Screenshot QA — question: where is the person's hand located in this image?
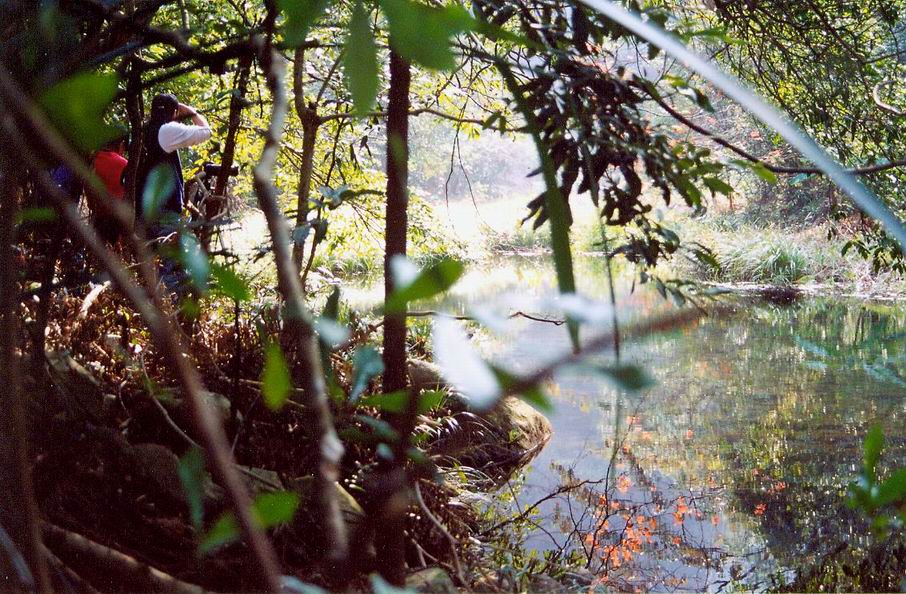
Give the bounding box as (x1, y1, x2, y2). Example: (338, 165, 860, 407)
(176, 103, 197, 119)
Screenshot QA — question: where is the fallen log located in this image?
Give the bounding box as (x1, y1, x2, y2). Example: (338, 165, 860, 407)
(42, 523, 207, 594)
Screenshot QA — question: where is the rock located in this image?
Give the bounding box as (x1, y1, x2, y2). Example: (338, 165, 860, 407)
(563, 568, 595, 588)
(405, 567, 457, 593)
(126, 443, 185, 503)
(288, 476, 365, 530)
(408, 359, 446, 392)
(168, 390, 233, 429)
(484, 397, 552, 455)
(428, 396, 552, 485)
(46, 350, 105, 421)
(529, 574, 567, 592)
(407, 356, 552, 484)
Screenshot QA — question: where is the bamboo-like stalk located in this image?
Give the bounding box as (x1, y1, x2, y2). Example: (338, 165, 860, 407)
(251, 39, 349, 569)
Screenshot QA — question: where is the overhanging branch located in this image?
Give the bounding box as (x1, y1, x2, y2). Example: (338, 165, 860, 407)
(649, 87, 906, 176)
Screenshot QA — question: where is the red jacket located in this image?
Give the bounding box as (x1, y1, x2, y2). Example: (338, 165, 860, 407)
(92, 150, 128, 200)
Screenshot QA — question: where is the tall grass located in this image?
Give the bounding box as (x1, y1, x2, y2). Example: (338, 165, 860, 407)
(671, 219, 859, 286)
(718, 233, 809, 284)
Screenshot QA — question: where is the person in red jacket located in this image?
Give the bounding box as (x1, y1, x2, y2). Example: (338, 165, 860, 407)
(90, 135, 129, 243)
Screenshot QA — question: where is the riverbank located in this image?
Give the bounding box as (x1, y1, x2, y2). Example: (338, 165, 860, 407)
(660, 217, 906, 299)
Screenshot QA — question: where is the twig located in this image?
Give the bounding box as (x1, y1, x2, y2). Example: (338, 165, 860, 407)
(0, 154, 50, 591)
(649, 89, 906, 176)
(872, 80, 905, 116)
(42, 544, 102, 594)
(251, 35, 349, 567)
(413, 482, 467, 588)
(138, 356, 285, 492)
(503, 305, 734, 398)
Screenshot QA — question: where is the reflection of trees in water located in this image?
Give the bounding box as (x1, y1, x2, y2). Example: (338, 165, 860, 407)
(657, 299, 906, 590)
(546, 451, 733, 592)
(492, 298, 906, 591)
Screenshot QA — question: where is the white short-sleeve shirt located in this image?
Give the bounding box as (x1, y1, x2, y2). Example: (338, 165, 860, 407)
(158, 122, 212, 153)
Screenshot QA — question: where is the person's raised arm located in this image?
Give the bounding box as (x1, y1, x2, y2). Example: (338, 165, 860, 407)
(177, 103, 209, 128)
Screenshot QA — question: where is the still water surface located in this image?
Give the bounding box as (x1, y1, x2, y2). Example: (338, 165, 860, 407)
(348, 255, 906, 591)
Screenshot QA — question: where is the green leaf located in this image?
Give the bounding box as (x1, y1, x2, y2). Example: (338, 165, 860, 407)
(200, 491, 300, 554)
(314, 317, 350, 347)
(750, 162, 778, 184)
(142, 164, 176, 222)
(432, 316, 501, 410)
(179, 233, 210, 291)
(199, 513, 238, 554)
(278, 0, 331, 46)
(875, 468, 906, 507)
(16, 207, 57, 225)
(864, 424, 884, 478)
(345, 1, 380, 115)
(379, 0, 474, 70)
(39, 72, 121, 152)
(321, 286, 341, 320)
(356, 415, 400, 441)
(210, 264, 251, 302)
(350, 346, 384, 401)
(262, 342, 292, 411)
(491, 366, 552, 413)
(178, 447, 206, 531)
(703, 177, 733, 196)
(385, 257, 464, 313)
(253, 491, 301, 526)
(357, 389, 444, 414)
(282, 577, 330, 594)
(498, 64, 579, 351)
(594, 364, 656, 392)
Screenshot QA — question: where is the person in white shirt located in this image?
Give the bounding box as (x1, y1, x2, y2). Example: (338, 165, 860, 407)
(136, 93, 212, 226)
(135, 93, 212, 297)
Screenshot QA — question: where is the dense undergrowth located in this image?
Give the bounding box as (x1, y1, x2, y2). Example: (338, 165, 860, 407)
(22, 243, 556, 591)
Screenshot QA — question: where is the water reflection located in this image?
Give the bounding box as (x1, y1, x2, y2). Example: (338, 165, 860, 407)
(350, 255, 906, 591)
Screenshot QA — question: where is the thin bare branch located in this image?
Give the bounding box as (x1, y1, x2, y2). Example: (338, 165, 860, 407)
(251, 37, 349, 568)
(649, 89, 906, 176)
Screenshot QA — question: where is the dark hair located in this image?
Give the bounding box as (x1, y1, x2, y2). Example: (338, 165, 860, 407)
(100, 129, 129, 152)
(144, 93, 179, 156)
(149, 93, 179, 126)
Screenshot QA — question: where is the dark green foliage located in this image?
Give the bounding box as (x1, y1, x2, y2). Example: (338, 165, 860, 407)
(345, 1, 380, 114)
(200, 491, 301, 554)
(178, 447, 207, 531)
(141, 165, 176, 222)
(473, 0, 728, 270)
(39, 73, 122, 152)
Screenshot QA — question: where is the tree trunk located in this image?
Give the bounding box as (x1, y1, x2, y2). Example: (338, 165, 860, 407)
(291, 46, 321, 273)
(0, 159, 50, 592)
(123, 61, 144, 218)
(382, 50, 411, 395)
(373, 50, 412, 587)
(252, 45, 349, 572)
(214, 54, 252, 198)
(201, 54, 253, 252)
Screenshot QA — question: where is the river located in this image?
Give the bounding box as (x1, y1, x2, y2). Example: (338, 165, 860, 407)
(347, 254, 906, 592)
